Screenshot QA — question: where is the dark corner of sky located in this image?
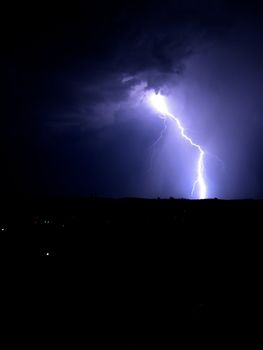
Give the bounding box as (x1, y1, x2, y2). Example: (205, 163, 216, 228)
(2, 0, 263, 199)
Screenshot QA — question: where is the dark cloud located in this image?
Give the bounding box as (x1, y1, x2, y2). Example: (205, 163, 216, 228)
(2, 1, 238, 125)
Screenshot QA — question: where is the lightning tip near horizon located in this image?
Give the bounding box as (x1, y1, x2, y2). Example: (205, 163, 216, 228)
(148, 92, 207, 199)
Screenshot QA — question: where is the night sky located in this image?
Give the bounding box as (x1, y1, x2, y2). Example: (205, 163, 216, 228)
(2, 0, 263, 199)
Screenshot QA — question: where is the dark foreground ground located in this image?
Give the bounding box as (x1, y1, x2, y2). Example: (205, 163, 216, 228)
(1, 198, 262, 347)
(1, 197, 262, 255)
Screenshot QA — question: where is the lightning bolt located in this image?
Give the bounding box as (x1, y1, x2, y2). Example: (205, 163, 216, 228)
(149, 92, 207, 199)
(148, 118, 168, 172)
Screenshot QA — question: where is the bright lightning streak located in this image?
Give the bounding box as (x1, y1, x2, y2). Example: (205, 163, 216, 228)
(148, 93, 207, 199)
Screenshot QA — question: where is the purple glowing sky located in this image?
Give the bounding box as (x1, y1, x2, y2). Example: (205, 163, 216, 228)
(3, 1, 263, 199)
